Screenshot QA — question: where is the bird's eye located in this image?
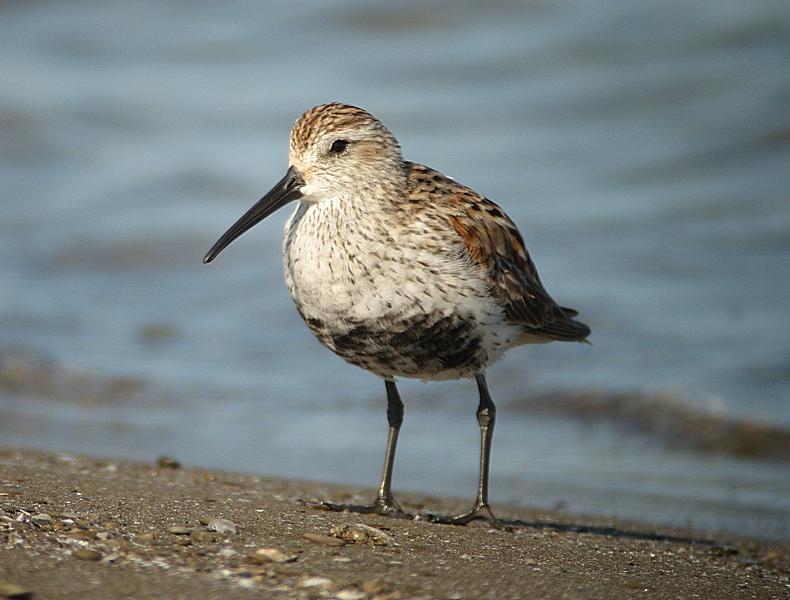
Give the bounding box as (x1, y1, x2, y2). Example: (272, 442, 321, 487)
(329, 139, 349, 154)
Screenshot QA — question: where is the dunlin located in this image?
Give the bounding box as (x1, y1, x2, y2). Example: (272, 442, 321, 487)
(204, 103, 590, 527)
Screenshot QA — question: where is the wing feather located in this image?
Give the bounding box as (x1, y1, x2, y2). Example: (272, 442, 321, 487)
(405, 163, 590, 342)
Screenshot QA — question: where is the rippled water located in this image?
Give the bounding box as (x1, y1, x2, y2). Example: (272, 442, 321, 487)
(1, 1, 789, 541)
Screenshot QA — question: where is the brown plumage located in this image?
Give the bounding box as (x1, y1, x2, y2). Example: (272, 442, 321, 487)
(204, 102, 590, 527)
(404, 162, 589, 343)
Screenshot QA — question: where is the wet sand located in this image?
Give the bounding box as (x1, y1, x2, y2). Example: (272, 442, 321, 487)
(1, 449, 787, 599)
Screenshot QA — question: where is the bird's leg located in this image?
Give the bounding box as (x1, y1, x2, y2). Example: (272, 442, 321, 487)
(430, 373, 503, 528)
(321, 379, 408, 517)
(374, 379, 405, 512)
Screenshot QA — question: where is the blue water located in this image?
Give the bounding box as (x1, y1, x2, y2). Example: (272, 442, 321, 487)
(1, 1, 789, 541)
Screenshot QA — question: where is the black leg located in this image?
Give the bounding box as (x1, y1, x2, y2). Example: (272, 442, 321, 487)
(375, 379, 405, 511)
(430, 373, 502, 528)
(320, 379, 408, 517)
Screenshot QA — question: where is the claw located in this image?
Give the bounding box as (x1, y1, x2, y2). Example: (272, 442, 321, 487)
(427, 502, 510, 530)
(316, 492, 411, 519)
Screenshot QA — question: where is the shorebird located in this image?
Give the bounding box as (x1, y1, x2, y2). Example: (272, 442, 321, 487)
(204, 103, 590, 527)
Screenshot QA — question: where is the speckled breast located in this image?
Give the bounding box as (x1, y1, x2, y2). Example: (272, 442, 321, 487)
(281, 201, 506, 380)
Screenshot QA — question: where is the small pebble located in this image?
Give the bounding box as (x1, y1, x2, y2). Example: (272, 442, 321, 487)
(31, 513, 53, 526)
(207, 518, 237, 534)
(335, 590, 367, 600)
(136, 533, 156, 544)
(330, 523, 393, 546)
(166, 526, 193, 535)
(72, 548, 102, 561)
(249, 548, 296, 564)
(189, 530, 218, 543)
(156, 456, 181, 469)
(298, 576, 333, 589)
(303, 532, 346, 547)
(100, 539, 121, 551)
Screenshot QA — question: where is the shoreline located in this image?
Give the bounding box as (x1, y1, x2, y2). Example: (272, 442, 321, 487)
(1, 448, 788, 599)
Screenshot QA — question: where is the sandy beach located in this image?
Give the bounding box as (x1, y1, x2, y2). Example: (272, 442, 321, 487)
(0, 448, 787, 599)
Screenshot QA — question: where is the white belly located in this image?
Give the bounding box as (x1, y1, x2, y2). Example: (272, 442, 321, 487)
(282, 200, 521, 380)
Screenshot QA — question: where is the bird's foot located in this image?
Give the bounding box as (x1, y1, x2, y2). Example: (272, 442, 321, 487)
(427, 502, 510, 530)
(312, 494, 411, 519)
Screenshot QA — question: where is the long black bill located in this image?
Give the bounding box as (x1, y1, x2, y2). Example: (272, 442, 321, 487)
(203, 166, 304, 264)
